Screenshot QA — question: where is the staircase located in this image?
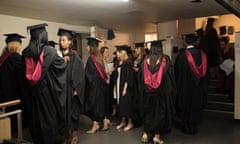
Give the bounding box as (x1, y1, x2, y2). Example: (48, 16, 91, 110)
(203, 79, 234, 119)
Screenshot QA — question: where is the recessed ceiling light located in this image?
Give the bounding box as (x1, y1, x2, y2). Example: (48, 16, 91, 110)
(123, 0, 129, 2)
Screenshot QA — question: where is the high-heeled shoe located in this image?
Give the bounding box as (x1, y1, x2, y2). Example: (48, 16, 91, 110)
(116, 122, 126, 130)
(102, 119, 111, 131)
(86, 122, 100, 134)
(153, 137, 164, 144)
(123, 124, 133, 132)
(141, 133, 148, 143)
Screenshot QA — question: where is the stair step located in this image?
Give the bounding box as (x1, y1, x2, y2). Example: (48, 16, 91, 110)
(203, 109, 234, 119)
(206, 101, 234, 112)
(208, 86, 217, 93)
(208, 93, 229, 102)
(208, 80, 218, 86)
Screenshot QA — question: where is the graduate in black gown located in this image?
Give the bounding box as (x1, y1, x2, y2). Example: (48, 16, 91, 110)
(0, 33, 25, 102)
(85, 37, 110, 134)
(114, 45, 135, 132)
(138, 40, 176, 144)
(0, 33, 25, 133)
(132, 42, 146, 127)
(100, 46, 115, 130)
(22, 23, 67, 144)
(58, 28, 85, 144)
(174, 34, 208, 135)
(201, 18, 220, 79)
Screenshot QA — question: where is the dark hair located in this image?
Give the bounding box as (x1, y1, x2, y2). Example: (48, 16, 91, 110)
(149, 45, 163, 66)
(100, 46, 109, 55)
(26, 27, 48, 62)
(219, 37, 229, 44)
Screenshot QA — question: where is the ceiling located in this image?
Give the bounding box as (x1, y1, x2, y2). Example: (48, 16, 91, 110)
(0, 0, 230, 33)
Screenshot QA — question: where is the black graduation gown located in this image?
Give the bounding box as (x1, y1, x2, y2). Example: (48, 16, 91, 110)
(132, 58, 145, 126)
(0, 53, 22, 102)
(174, 48, 208, 127)
(63, 50, 85, 130)
(138, 55, 176, 134)
(202, 28, 220, 67)
(116, 61, 135, 118)
(85, 56, 108, 121)
(22, 47, 67, 144)
(0, 53, 23, 132)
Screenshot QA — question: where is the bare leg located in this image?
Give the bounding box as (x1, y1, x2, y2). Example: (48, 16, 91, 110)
(124, 118, 133, 131)
(116, 117, 126, 129)
(86, 121, 100, 134)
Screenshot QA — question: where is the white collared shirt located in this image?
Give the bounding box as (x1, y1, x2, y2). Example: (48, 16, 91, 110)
(187, 45, 194, 49)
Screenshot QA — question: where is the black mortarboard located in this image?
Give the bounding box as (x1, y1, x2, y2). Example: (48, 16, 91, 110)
(207, 18, 215, 23)
(86, 37, 101, 47)
(57, 28, 76, 39)
(47, 41, 58, 48)
(115, 45, 129, 52)
(4, 33, 26, 44)
(184, 33, 197, 44)
(27, 23, 48, 33)
(150, 40, 164, 48)
(135, 42, 145, 48)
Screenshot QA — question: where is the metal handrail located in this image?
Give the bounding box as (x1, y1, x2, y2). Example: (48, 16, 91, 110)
(0, 100, 22, 139)
(0, 99, 21, 109)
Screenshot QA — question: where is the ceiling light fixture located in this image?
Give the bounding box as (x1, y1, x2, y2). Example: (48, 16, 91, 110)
(123, 0, 129, 2)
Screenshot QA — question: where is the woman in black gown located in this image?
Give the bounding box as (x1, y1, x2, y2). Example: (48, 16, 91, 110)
(57, 28, 85, 144)
(114, 45, 135, 132)
(85, 37, 110, 134)
(22, 23, 67, 144)
(0, 33, 25, 102)
(138, 40, 176, 144)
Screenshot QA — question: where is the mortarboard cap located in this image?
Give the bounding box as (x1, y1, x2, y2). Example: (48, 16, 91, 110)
(207, 18, 215, 23)
(27, 23, 48, 33)
(47, 40, 58, 48)
(57, 28, 76, 39)
(184, 33, 197, 44)
(115, 45, 129, 52)
(4, 33, 26, 44)
(86, 37, 101, 47)
(150, 40, 165, 48)
(135, 42, 145, 48)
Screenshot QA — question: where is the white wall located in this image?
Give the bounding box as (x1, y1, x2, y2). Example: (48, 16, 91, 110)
(0, 14, 91, 54)
(157, 20, 178, 40)
(235, 32, 240, 120)
(178, 18, 195, 36)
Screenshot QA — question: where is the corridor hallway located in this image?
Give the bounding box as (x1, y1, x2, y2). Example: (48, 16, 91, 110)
(76, 113, 240, 144)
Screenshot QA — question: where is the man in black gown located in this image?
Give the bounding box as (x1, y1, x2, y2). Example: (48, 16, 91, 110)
(174, 34, 208, 134)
